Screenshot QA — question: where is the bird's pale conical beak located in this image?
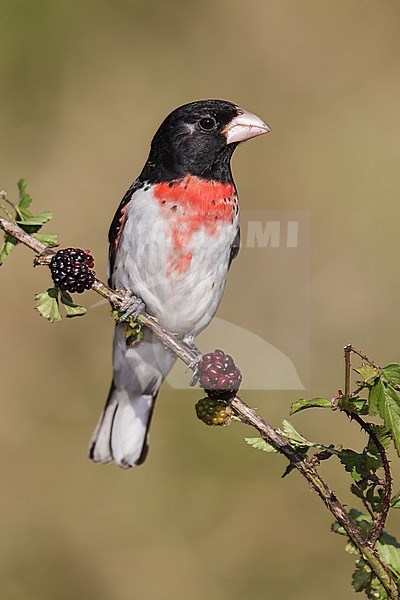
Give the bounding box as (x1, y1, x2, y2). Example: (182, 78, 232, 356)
(223, 108, 271, 144)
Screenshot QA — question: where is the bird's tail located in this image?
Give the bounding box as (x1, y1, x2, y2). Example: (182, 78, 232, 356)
(89, 327, 176, 468)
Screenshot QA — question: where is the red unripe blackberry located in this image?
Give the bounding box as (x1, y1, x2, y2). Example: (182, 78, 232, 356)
(197, 349, 242, 400)
(195, 397, 232, 426)
(50, 248, 95, 294)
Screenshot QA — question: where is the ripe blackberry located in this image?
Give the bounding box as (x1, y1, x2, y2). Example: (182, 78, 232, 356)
(197, 349, 242, 400)
(195, 397, 233, 427)
(50, 248, 95, 294)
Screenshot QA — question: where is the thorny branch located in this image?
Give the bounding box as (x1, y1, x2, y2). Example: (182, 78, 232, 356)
(342, 345, 392, 546)
(0, 213, 398, 599)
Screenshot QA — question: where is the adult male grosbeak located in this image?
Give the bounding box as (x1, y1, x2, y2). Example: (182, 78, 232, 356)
(89, 99, 270, 468)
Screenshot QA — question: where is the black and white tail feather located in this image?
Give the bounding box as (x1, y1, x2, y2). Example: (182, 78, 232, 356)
(89, 327, 176, 468)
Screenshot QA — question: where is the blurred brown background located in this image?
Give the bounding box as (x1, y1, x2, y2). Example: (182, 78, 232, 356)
(1, 1, 400, 598)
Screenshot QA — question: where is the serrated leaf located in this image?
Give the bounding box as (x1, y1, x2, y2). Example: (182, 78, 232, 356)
(0, 234, 18, 266)
(352, 559, 371, 593)
(355, 363, 378, 382)
(338, 395, 368, 415)
(382, 363, 400, 386)
(16, 211, 53, 226)
(365, 425, 391, 482)
(16, 178, 33, 219)
(35, 287, 62, 322)
(331, 521, 346, 536)
(345, 540, 359, 555)
(332, 512, 373, 546)
(60, 290, 87, 318)
(349, 509, 372, 538)
(350, 483, 365, 500)
(33, 232, 59, 248)
(369, 379, 385, 417)
(391, 491, 400, 509)
(281, 419, 313, 447)
(368, 425, 393, 451)
(378, 382, 400, 456)
(289, 397, 331, 415)
(339, 449, 370, 483)
(17, 178, 28, 196)
(125, 317, 143, 345)
(244, 437, 278, 452)
(377, 532, 400, 577)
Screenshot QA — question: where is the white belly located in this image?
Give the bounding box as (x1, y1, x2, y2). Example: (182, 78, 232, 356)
(112, 187, 238, 337)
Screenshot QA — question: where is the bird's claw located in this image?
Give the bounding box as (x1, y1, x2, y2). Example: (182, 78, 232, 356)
(189, 355, 202, 386)
(118, 294, 146, 322)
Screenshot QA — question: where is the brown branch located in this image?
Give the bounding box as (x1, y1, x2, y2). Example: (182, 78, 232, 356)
(346, 411, 393, 547)
(344, 344, 352, 397)
(342, 346, 392, 547)
(0, 213, 398, 598)
(346, 344, 381, 371)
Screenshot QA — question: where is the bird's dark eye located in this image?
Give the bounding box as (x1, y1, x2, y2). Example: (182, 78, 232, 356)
(199, 117, 217, 131)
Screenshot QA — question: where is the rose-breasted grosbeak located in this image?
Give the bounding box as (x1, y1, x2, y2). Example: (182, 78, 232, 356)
(89, 99, 270, 468)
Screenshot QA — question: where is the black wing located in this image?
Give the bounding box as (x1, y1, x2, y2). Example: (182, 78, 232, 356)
(108, 181, 140, 286)
(228, 226, 240, 269)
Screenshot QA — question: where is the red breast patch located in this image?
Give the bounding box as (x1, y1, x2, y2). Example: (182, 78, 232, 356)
(153, 176, 237, 275)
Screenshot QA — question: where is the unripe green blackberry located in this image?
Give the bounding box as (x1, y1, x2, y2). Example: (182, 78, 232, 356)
(195, 397, 233, 426)
(50, 248, 95, 294)
(197, 349, 242, 400)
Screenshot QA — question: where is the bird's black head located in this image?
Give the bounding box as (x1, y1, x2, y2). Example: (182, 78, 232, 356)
(139, 99, 270, 184)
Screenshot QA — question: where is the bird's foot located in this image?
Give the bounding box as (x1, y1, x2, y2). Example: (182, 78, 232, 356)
(117, 292, 146, 322)
(183, 335, 203, 383)
(183, 335, 201, 355)
(189, 357, 203, 387)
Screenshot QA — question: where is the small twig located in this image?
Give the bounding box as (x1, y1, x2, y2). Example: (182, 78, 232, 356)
(346, 411, 393, 546)
(360, 491, 376, 522)
(346, 345, 381, 371)
(344, 344, 352, 397)
(341, 346, 392, 547)
(0, 213, 398, 598)
(0, 191, 15, 222)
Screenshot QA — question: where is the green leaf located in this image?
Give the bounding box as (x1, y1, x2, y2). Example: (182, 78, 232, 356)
(339, 449, 370, 483)
(349, 509, 372, 538)
(338, 395, 368, 415)
(289, 397, 331, 415)
(16, 211, 53, 226)
(17, 178, 28, 196)
(382, 363, 400, 386)
(59, 290, 87, 318)
(0, 234, 18, 266)
(377, 532, 400, 577)
(378, 382, 400, 456)
(368, 424, 393, 451)
(35, 287, 62, 323)
(352, 559, 371, 593)
(16, 179, 34, 220)
(391, 491, 400, 509)
(345, 540, 359, 555)
(125, 317, 144, 345)
(350, 483, 365, 501)
(280, 419, 313, 447)
(331, 521, 346, 536)
(33, 232, 59, 248)
(355, 364, 378, 383)
(244, 437, 278, 452)
(369, 379, 385, 417)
